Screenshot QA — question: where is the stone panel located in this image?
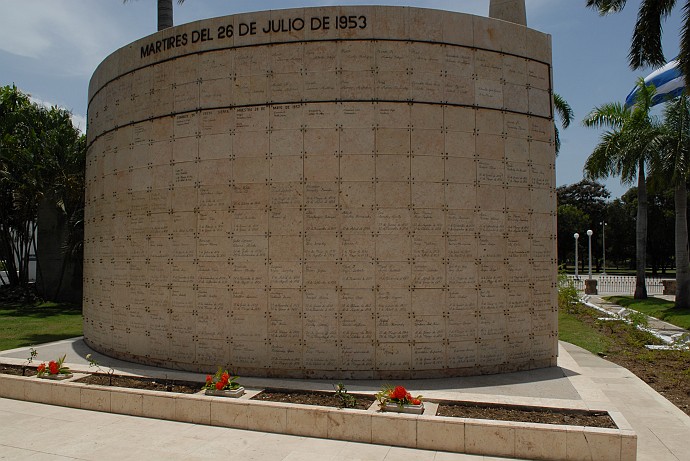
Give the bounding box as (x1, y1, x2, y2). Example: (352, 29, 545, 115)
(84, 6, 555, 378)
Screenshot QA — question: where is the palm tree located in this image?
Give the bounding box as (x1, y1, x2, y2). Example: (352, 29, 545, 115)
(554, 93, 574, 155)
(652, 94, 690, 308)
(124, 0, 185, 31)
(586, 0, 690, 80)
(582, 79, 661, 299)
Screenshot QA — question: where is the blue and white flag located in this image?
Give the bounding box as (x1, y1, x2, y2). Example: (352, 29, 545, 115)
(624, 60, 686, 108)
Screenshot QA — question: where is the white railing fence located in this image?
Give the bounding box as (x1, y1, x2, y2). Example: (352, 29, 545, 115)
(566, 275, 669, 295)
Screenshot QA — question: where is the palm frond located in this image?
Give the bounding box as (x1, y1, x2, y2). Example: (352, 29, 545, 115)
(630, 0, 677, 68)
(553, 93, 574, 129)
(653, 94, 690, 185)
(586, 0, 628, 15)
(582, 102, 629, 129)
(583, 130, 623, 179)
(583, 78, 662, 186)
(679, 1, 690, 81)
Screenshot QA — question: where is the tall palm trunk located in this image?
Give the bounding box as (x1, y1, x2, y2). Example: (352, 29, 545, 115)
(158, 0, 173, 31)
(634, 160, 648, 299)
(675, 181, 690, 308)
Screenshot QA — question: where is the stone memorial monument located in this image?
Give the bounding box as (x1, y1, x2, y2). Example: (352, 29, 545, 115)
(83, 3, 557, 379)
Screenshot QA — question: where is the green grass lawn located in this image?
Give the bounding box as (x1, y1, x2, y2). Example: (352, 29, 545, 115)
(558, 308, 612, 355)
(0, 301, 82, 351)
(606, 296, 690, 330)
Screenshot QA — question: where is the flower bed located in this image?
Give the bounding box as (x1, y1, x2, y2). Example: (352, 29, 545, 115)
(437, 402, 616, 428)
(75, 373, 200, 394)
(0, 364, 34, 376)
(0, 369, 637, 460)
(252, 388, 375, 410)
(0, 365, 619, 427)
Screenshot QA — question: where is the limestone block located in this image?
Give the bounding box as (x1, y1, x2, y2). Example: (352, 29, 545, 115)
(86, 6, 555, 378)
(371, 412, 418, 447)
(211, 398, 248, 429)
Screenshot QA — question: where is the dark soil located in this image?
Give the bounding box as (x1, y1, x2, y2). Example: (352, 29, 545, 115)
(437, 402, 616, 428)
(0, 364, 35, 376)
(0, 364, 200, 393)
(75, 373, 200, 394)
(567, 303, 690, 417)
(0, 363, 618, 426)
(253, 389, 376, 410)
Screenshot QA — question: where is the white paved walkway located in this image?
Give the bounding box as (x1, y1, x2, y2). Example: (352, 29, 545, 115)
(2, 339, 690, 460)
(0, 397, 506, 461)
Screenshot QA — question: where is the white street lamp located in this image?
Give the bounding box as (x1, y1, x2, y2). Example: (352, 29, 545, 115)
(587, 229, 593, 280)
(574, 233, 580, 279)
(600, 221, 607, 275)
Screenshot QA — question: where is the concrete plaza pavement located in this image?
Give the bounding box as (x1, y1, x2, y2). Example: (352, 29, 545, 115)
(3, 290, 690, 461)
(2, 337, 690, 460)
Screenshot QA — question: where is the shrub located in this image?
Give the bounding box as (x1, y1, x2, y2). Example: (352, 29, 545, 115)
(558, 270, 579, 313)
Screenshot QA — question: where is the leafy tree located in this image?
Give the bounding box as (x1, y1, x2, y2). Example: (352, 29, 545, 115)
(582, 79, 660, 298)
(0, 85, 84, 299)
(0, 85, 40, 288)
(604, 196, 637, 270)
(557, 204, 590, 268)
(653, 94, 690, 308)
(586, 0, 690, 80)
(557, 179, 610, 271)
(644, 187, 675, 275)
(557, 180, 610, 227)
(124, 0, 186, 31)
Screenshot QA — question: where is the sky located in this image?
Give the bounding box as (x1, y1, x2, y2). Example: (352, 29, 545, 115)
(0, 0, 684, 198)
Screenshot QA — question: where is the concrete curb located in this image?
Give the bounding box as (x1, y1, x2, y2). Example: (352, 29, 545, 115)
(0, 372, 636, 460)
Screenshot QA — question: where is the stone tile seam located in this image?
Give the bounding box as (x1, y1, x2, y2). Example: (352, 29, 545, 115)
(85, 99, 554, 151)
(88, 37, 552, 107)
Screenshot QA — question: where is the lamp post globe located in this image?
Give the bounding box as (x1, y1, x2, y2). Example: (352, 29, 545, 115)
(586, 230, 593, 280)
(574, 233, 579, 279)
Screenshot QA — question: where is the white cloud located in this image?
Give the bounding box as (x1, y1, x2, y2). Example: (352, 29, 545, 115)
(0, 0, 135, 77)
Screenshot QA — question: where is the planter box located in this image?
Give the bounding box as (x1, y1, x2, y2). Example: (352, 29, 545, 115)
(382, 402, 424, 414)
(0, 373, 637, 461)
(38, 373, 73, 381)
(205, 387, 244, 398)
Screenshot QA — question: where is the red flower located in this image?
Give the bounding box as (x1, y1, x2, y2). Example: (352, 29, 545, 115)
(221, 372, 230, 383)
(205, 375, 213, 383)
(37, 363, 46, 373)
(48, 361, 59, 375)
(411, 398, 421, 406)
(391, 386, 407, 401)
(215, 381, 224, 390)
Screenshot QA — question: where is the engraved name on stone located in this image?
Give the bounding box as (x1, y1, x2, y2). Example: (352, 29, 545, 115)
(414, 316, 444, 341)
(304, 313, 337, 340)
(377, 289, 410, 313)
(414, 344, 444, 368)
(377, 316, 410, 340)
(506, 162, 529, 185)
(270, 344, 302, 368)
(377, 344, 410, 369)
(269, 290, 301, 314)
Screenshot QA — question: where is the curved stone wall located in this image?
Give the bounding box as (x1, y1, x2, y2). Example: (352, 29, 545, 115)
(84, 6, 557, 378)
